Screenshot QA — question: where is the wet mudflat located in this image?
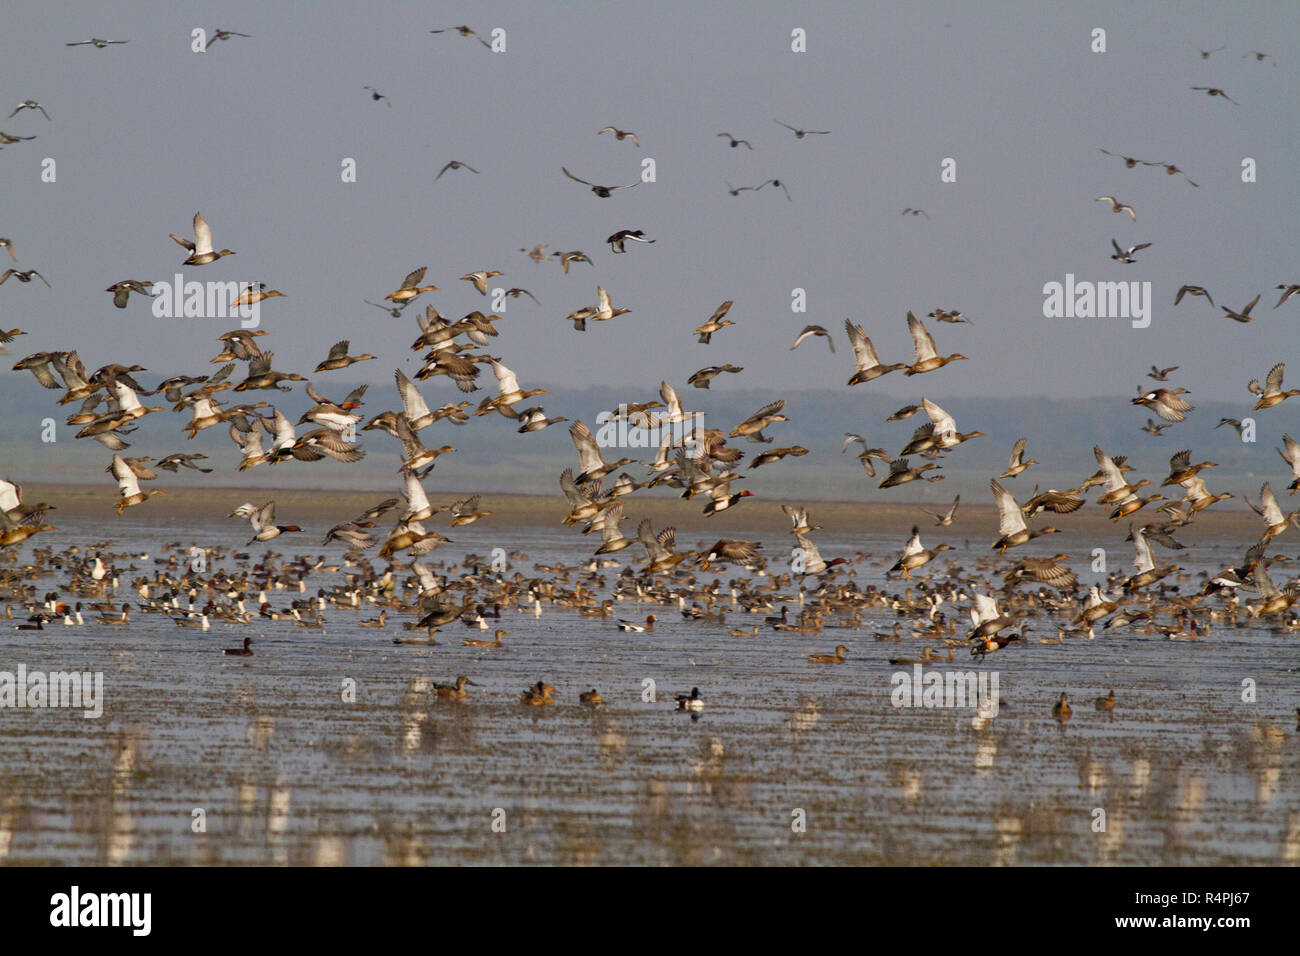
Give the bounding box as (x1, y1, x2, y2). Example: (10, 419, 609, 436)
(0, 520, 1297, 866)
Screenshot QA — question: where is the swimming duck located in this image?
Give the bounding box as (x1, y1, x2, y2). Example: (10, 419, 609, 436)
(1095, 690, 1116, 711)
(808, 644, 849, 664)
(519, 681, 557, 706)
(224, 637, 253, 656)
(579, 689, 604, 707)
(169, 212, 234, 265)
(889, 645, 953, 665)
(1052, 693, 1072, 721)
(617, 614, 655, 632)
(675, 688, 704, 711)
(462, 628, 506, 648)
(433, 675, 479, 701)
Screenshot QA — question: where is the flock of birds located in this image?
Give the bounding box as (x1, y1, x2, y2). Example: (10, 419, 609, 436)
(1, 29, 1297, 723)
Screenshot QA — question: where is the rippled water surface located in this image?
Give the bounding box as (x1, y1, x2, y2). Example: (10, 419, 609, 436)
(1, 520, 1297, 865)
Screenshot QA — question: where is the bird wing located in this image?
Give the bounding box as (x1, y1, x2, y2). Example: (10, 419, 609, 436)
(844, 319, 880, 370)
(922, 398, 957, 439)
(561, 167, 592, 186)
(111, 455, 141, 497)
(906, 312, 938, 362)
(569, 421, 607, 473)
(395, 370, 431, 420)
(990, 479, 1027, 536)
(192, 213, 214, 256)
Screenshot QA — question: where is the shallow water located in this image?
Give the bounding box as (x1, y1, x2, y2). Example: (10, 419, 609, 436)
(0, 520, 1297, 865)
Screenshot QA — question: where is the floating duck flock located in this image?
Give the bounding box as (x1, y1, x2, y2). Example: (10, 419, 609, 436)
(1, 27, 1298, 734)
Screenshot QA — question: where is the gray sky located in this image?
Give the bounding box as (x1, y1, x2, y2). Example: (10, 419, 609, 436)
(3, 0, 1298, 417)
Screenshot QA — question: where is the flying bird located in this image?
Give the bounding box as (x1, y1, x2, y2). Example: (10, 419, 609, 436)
(606, 229, 655, 254)
(1110, 239, 1151, 263)
(561, 167, 639, 197)
(429, 26, 491, 49)
(1096, 196, 1136, 220)
(598, 127, 639, 146)
(1174, 285, 1213, 308)
(1221, 294, 1261, 324)
(716, 132, 752, 149)
(205, 29, 251, 49)
(791, 325, 835, 354)
(8, 100, 50, 120)
(436, 160, 479, 179)
(774, 120, 830, 138)
(1191, 86, 1238, 104)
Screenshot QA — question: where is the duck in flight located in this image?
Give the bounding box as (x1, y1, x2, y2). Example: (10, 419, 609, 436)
(562, 167, 639, 197)
(436, 160, 479, 179)
(170, 212, 235, 265)
(1174, 285, 1213, 308)
(363, 86, 391, 106)
(791, 324, 834, 353)
(598, 127, 639, 146)
(1096, 196, 1136, 221)
(717, 132, 752, 149)
(8, 100, 50, 121)
(205, 29, 251, 49)
(1110, 239, 1151, 264)
(606, 229, 655, 254)
(66, 38, 129, 47)
(775, 119, 830, 138)
(1191, 86, 1238, 104)
(429, 26, 491, 49)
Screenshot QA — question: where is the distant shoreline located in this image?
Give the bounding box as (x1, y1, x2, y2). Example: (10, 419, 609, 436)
(18, 482, 1264, 539)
